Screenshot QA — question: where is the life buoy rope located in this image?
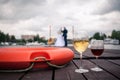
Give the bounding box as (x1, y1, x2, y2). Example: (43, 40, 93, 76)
(37, 56, 68, 68)
(0, 56, 67, 72)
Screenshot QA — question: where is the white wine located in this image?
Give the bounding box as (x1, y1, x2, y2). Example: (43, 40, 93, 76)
(73, 40, 89, 54)
(73, 31, 89, 73)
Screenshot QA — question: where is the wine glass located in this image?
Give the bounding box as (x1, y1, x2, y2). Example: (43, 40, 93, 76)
(90, 40, 104, 71)
(73, 31, 89, 73)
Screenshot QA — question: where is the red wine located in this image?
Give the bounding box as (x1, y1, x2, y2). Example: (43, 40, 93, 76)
(91, 49, 104, 56)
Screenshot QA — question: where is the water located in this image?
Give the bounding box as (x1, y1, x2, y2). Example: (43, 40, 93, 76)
(104, 44, 120, 50)
(68, 44, 120, 50)
(0, 44, 120, 50)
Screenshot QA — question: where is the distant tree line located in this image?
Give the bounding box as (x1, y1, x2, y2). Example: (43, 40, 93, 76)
(91, 32, 106, 40)
(90, 32, 106, 40)
(0, 30, 16, 43)
(90, 30, 120, 44)
(0, 30, 47, 45)
(1, 30, 120, 45)
(111, 30, 120, 41)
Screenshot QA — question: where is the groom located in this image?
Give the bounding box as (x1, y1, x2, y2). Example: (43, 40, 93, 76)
(62, 27, 68, 47)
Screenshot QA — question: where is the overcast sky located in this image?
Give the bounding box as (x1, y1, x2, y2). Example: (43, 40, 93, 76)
(0, 0, 120, 39)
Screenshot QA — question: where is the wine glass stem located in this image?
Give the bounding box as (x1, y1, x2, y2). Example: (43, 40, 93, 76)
(80, 53, 83, 69)
(95, 56, 99, 67)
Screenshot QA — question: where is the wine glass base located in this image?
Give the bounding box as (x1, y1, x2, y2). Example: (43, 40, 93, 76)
(75, 68, 89, 73)
(91, 67, 103, 72)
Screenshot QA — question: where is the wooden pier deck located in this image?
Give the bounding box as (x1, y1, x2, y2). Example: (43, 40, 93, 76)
(0, 46, 120, 80)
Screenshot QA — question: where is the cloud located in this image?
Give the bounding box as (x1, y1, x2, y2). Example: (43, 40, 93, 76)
(0, 0, 120, 39)
(0, 0, 46, 23)
(93, 0, 120, 15)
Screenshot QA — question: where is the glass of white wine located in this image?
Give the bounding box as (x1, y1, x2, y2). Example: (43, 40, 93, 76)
(73, 31, 89, 73)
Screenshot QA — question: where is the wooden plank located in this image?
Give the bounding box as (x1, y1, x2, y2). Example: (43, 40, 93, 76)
(90, 59, 120, 79)
(73, 60, 119, 80)
(54, 61, 86, 80)
(82, 49, 120, 59)
(108, 60, 120, 65)
(104, 49, 120, 54)
(0, 72, 25, 80)
(21, 69, 53, 80)
(82, 48, 120, 57)
(101, 52, 120, 58)
(73, 52, 120, 60)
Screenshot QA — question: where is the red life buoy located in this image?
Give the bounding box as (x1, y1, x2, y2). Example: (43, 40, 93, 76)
(0, 47, 74, 72)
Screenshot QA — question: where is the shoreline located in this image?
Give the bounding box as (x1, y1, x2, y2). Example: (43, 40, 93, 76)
(0, 44, 120, 50)
(68, 44, 120, 50)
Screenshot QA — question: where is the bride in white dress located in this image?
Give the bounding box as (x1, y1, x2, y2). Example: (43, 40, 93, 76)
(54, 28, 65, 47)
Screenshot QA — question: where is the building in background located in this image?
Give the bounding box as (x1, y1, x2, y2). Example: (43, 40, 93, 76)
(21, 35, 35, 40)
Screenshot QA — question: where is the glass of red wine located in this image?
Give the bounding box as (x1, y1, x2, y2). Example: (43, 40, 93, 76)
(90, 40, 104, 71)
